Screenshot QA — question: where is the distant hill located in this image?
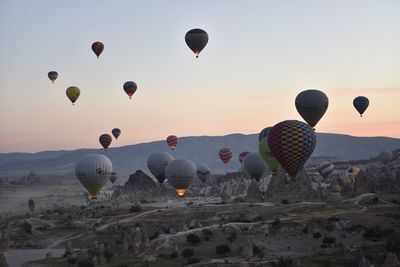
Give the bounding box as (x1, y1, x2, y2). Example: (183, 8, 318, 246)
(0, 133, 399, 177)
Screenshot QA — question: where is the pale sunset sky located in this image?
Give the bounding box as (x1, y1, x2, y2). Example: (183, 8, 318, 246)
(0, 0, 399, 152)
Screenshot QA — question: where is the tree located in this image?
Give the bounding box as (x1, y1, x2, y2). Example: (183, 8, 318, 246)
(129, 204, 142, 213)
(216, 244, 231, 256)
(202, 229, 213, 241)
(186, 233, 201, 245)
(386, 230, 400, 253)
(104, 249, 114, 262)
(181, 248, 194, 258)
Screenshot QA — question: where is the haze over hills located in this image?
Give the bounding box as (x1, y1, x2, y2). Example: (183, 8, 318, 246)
(0, 132, 400, 177)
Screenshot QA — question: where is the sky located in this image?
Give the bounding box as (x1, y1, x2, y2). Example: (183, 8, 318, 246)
(0, 0, 399, 153)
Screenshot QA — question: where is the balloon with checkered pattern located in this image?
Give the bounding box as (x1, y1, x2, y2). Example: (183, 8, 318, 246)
(268, 120, 316, 178)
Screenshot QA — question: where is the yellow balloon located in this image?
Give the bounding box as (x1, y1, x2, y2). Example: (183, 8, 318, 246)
(66, 86, 80, 105)
(345, 167, 360, 184)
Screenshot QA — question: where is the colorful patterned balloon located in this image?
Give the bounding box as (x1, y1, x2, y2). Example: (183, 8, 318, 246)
(268, 120, 316, 178)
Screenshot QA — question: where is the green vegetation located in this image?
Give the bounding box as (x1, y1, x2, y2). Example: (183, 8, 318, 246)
(186, 233, 201, 245)
(271, 257, 293, 267)
(227, 231, 237, 243)
(386, 230, 400, 253)
(181, 247, 194, 258)
(129, 204, 142, 213)
(216, 244, 231, 256)
(202, 228, 213, 241)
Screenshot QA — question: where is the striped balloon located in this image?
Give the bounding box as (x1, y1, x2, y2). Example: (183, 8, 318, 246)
(219, 148, 233, 165)
(99, 134, 112, 150)
(166, 135, 178, 150)
(48, 71, 58, 84)
(268, 120, 316, 178)
(123, 81, 137, 99)
(112, 128, 121, 140)
(318, 162, 334, 178)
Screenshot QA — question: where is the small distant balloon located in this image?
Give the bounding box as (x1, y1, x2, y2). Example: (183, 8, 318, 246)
(353, 96, 369, 117)
(185, 29, 208, 58)
(66, 86, 80, 105)
(318, 162, 334, 178)
(109, 172, 118, 184)
(166, 135, 178, 150)
(123, 81, 137, 99)
(345, 167, 360, 184)
(112, 128, 121, 140)
(238, 151, 250, 164)
(99, 134, 112, 150)
(48, 71, 58, 83)
(196, 165, 211, 184)
(91, 41, 104, 58)
(219, 148, 233, 165)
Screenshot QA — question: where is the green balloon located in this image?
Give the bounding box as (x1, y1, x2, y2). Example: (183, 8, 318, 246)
(259, 137, 280, 172)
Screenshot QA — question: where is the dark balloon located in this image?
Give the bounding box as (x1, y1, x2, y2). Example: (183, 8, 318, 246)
(268, 120, 316, 178)
(353, 96, 369, 117)
(91, 41, 104, 58)
(99, 134, 112, 150)
(185, 29, 208, 58)
(318, 162, 334, 178)
(48, 71, 58, 83)
(295, 89, 329, 128)
(123, 81, 137, 99)
(112, 128, 121, 140)
(166, 135, 178, 150)
(239, 151, 250, 163)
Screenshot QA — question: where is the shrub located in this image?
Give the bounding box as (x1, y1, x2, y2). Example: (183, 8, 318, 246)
(149, 231, 159, 240)
(322, 236, 336, 244)
(170, 251, 178, 258)
(386, 230, 400, 253)
(104, 249, 113, 262)
(271, 257, 293, 267)
(129, 204, 142, 213)
(325, 222, 335, 232)
(272, 218, 281, 228)
(181, 248, 194, 258)
(227, 231, 237, 243)
(187, 257, 200, 264)
(281, 199, 290, 204)
(186, 233, 201, 245)
(202, 228, 213, 241)
(77, 258, 94, 267)
(253, 245, 263, 255)
(216, 244, 231, 256)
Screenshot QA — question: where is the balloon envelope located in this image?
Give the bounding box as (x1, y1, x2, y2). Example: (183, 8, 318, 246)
(166, 135, 178, 150)
(196, 165, 211, 183)
(243, 152, 267, 181)
(259, 127, 271, 142)
(75, 154, 113, 198)
(99, 134, 112, 150)
(378, 150, 392, 164)
(112, 128, 121, 140)
(219, 148, 233, 165)
(268, 120, 316, 178)
(353, 96, 369, 117)
(165, 159, 196, 197)
(66, 86, 80, 105)
(318, 162, 334, 178)
(239, 151, 250, 164)
(147, 152, 174, 184)
(185, 29, 208, 58)
(345, 167, 360, 184)
(295, 89, 329, 127)
(123, 81, 137, 99)
(109, 172, 118, 184)
(48, 71, 58, 83)
(259, 137, 280, 172)
(92, 41, 104, 58)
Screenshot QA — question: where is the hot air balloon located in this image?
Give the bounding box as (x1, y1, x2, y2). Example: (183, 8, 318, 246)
(112, 128, 121, 140)
(219, 148, 233, 165)
(92, 41, 104, 58)
(165, 159, 196, 197)
(353, 96, 369, 117)
(66, 86, 80, 105)
(109, 172, 118, 184)
(295, 89, 329, 128)
(268, 120, 316, 178)
(166, 135, 178, 150)
(318, 162, 334, 179)
(378, 150, 392, 164)
(259, 127, 271, 142)
(243, 152, 267, 181)
(196, 165, 211, 184)
(239, 151, 250, 164)
(185, 29, 208, 58)
(75, 154, 112, 199)
(345, 167, 360, 184)
(99, 134, 112, 150)
(147, 152, 174, 184)
(123, 81, 137, 99)
(48, 71, 58, 83)
(258, 137, 280, 172)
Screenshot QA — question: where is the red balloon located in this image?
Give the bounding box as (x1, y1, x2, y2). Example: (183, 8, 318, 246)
(91, 42, 104, 58)
(166, 135, 178, 150)
(123, 81, 137, 99)
(219, 148, 233, 165)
